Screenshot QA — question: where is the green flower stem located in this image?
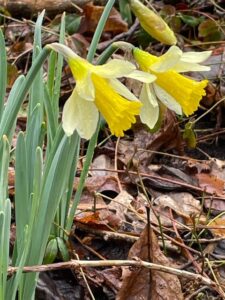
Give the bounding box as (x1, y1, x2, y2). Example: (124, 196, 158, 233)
(65, 0, 116, 233)
(97, 41, 134, 65)
(97, 43, 119, 65)
(87, 0, 116, 63)
(65, 124, 99, 232)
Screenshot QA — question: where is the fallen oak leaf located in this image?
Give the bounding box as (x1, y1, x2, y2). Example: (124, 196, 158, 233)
(117, 225, 183, 300)
(80, 3, 128, 34)
(208, 217, 225, 237)
(196, 173, 225, 196)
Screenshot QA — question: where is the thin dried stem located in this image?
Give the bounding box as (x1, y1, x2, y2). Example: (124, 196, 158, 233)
(8, 259, 217, 289)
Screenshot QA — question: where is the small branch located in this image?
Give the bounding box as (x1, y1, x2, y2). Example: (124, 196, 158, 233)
(8, 259, 216, 288)
(97, 19, 139, 51)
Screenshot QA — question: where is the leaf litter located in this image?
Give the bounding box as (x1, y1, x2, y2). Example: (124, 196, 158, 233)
(3, 0, 225, 298)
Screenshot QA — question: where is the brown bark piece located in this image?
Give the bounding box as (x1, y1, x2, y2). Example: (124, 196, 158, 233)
(0, 0, 91, 16)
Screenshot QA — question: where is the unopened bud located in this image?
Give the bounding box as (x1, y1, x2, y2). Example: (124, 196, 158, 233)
(129, 0, 177, 45)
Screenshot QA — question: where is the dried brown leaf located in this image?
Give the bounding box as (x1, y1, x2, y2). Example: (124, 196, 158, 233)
(108, 190, 133, 224)
(75, 209, 121, 230)
(118, 110, 182, 169)
(91, 154, 115, 177)
(196, 173, 224, 196)
(117, 226, 183, 300)
(153, 192, 205, 226)
(81, 3, 128, 33)
(208, 217, 225, 237)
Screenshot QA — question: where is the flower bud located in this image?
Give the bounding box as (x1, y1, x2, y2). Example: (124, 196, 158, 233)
(129, 0, 177, 45)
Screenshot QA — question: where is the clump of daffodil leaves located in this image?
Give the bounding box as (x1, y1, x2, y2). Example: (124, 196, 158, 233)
(47, 42, 211, 140)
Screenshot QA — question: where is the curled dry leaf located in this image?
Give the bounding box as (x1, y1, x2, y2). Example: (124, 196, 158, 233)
(87, 267, 122, 295)
(108, 190, 134, 225)
(117, 110, 182, 169)
(196, 173, 225, 196)
(152, 192, 205, 227)
(91, 154, 115, 177)
(74, 175, 120, 195)
(81, 3, 128, 33)
(75, 175, 120, 210)
(75, 209, 121, 231)
(208, 217, 225, 237)
(117, 226, 183, 300)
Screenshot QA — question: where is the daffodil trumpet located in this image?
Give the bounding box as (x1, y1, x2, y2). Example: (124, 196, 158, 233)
(132, 45, 212, 129)
(47, 43, 155, 139)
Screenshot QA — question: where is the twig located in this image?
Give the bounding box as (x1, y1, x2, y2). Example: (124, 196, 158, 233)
(86, 167, 218, 196)
(186, 286, 209, 300)
(74, 254, 95, 300)
(97, 19, 139, 51)
(73, 233, 106, 260)
(76, 222, 201, 255)
(7, 259, 217, 288)
(75, 222, 139, 243)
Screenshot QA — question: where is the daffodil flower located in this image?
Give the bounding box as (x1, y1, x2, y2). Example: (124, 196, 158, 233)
(133, 45, 212, 129)
(47, 43, 155, 139)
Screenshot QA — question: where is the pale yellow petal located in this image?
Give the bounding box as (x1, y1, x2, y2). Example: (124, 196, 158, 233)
(140, 84, 159, 129)
(76, 72, 95, 101)
(172, 61, 210, 72)
(109, 79, 138, 101)
(150, 45, 182, 72)
(153, 83, 182, 114)
(93, 59, 136, 78)
(62, 89, 98, 139)
(47, 43, 79, 60)
(181, 51, 212, 63)
(126, 70, 156, 82)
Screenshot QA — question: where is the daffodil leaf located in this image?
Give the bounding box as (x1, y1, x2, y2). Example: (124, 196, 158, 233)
(179, 14, 204, 27)
(43, 238, 58, 264)
(65, 14, 82, 35)
(57, 237, 70, 262)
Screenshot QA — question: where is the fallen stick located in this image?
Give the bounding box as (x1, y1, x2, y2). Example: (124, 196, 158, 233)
(8, 258, 216, 288)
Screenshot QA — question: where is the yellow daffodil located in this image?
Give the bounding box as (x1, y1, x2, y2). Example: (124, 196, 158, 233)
(129, 0, 177, 45)
(133, 45, 212, 129)
(47, 43, 155, 139)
